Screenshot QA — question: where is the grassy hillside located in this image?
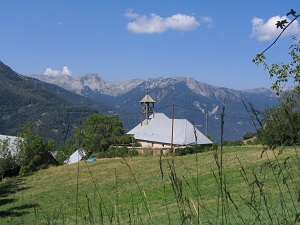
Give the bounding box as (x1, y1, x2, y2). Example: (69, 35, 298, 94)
(0, 146, 299, 224)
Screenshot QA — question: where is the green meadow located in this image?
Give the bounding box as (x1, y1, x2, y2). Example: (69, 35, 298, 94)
(0, 146, 299, 224)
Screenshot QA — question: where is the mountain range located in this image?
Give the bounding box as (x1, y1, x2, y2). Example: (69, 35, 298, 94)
(0, 59, 280, 144)
(0, 61, 138, 144)
(26, 73, 279, 142)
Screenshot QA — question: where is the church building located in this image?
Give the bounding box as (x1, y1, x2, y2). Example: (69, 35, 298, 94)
(127, 94, 213, 149)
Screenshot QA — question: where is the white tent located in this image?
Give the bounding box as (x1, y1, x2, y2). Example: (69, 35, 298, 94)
(64, 148, 86, 164)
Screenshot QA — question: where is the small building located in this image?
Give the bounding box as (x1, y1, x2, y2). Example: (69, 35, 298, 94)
(127, 94, 213, 149)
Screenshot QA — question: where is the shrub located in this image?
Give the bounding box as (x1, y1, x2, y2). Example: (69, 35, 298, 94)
(243, 132, 256, 140)
(134, 142, 142, 147)
(142, 149, 153, 157)
(128, 149, 139, 157)
(175, 145, 206, 156)
(223, 140, 243, 146)
(90, 147, 139, 158)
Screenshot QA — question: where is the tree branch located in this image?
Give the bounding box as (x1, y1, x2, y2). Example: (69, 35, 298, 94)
(259, 13, 300, 56)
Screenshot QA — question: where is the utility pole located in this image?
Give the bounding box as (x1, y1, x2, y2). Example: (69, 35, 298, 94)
(206, 112, 208, 136)
(171, 103, 174, 152)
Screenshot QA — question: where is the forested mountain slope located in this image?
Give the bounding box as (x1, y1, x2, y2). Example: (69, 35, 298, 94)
(0, 61, 96, 143)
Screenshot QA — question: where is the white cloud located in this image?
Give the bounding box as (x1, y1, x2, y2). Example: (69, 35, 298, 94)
(44, 66, 72, 76)
(44, 68, 61, 76)
(124, 9, 139, 19)
(251, 16, 300, 41)
(62, 66, 72, 75)
(165, 14, 200, 31)
(200, 16, 214, 28)
(125, 10, 200, 34)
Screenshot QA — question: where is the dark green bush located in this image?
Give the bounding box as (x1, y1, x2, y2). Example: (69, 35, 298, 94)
(90, 147, 139, 158)
(175, 145, 206, 156)
(243, 132, 256, 140)
(223, 140, 243, 146)
(128, 149, 139, 157)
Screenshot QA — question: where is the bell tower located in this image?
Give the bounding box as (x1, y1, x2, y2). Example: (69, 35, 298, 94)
(140, 92, 155, 125)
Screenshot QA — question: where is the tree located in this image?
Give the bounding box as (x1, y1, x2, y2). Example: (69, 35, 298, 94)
(251, 9, 300, 148)
(253, 9, 300, 95)
(0, 138, 17, 179)
(80, 114, 128, 152)
(254, 36, 300, 95)
(17, 122, 57, 174)
(55, 138, 77, 164)
(257, 92, 300, 148)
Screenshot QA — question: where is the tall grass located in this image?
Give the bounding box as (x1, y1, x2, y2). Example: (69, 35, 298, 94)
(0, 145, 299, 224)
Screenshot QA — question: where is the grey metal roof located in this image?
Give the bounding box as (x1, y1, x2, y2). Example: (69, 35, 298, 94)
(127, 113, 212, 145)
(0, 135, 20, 156)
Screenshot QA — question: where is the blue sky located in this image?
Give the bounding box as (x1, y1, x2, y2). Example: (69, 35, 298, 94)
(1, 0, 300, 90)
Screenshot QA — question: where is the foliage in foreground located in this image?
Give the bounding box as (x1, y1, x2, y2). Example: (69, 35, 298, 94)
(257, 92, 300, 148)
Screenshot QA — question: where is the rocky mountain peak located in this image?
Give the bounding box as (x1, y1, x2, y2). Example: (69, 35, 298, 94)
(26, 73, 144, 96)
(26, 73, 278, 101)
